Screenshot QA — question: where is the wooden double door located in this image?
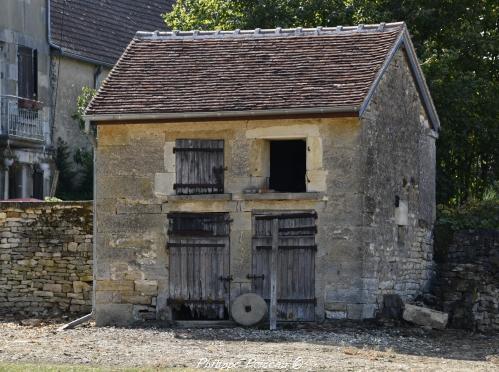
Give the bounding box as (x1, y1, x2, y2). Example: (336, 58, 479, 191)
(250, 211, 317, 321)
(167, 211, 317, 322)
(167, 212, 230, 320)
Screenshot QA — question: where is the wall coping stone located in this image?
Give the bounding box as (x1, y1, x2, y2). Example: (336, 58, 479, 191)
(0, 201, 93, 209)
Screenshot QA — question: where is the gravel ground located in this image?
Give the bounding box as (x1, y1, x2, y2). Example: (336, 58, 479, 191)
(0, 320, 498, 371)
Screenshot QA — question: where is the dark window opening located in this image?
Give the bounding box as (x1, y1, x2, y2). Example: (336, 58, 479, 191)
(269, 140, 306, 192)
(395, 195, 400, 207)
(174, 139, 224, 195)
(17, 46, 38, 100)
(8, 165, 23, 199)
(0, 172, 4, 200)
(33, 169, 44, 199)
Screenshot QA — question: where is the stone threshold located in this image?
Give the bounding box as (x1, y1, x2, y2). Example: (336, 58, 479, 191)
(235, 192, 325, 201)
(167, 192, 325, 201)
(167, 193, 232, 201)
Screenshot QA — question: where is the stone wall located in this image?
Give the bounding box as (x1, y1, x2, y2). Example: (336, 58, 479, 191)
(94, 117, 365, 325)
(0, 202, 93, 318)
(433, 229, 499, 332)
(359, 48, 437, 315)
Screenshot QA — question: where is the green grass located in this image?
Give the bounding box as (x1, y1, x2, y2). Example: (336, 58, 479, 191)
(0, 363, 198, 372)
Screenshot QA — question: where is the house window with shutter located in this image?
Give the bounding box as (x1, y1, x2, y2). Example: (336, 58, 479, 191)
(17, 45, 38, 100)
(174, 139, 224, 195)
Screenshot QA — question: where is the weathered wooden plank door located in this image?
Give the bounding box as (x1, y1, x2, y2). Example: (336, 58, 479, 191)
(168, 213, 230, 320)
(251, 211, 317, 321)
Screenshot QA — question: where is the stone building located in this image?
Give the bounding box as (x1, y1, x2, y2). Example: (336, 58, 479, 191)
(0, 0, 53, 199)
(0, 0, 169, 200)
(49, 0, 169, 157)
(84, 23, 440, 325)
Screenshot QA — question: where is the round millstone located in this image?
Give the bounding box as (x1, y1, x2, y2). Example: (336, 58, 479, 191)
(231, 293, 267, 327)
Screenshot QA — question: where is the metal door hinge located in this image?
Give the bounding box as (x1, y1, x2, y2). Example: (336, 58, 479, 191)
(247, 274, 265, 280)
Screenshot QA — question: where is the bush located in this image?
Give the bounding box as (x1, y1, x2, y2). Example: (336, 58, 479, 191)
(436, 183, 499, 230)
(54, 138, 93, 200)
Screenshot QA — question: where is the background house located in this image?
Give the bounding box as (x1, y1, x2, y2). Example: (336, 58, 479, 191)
(0, 0, 52, 200)
(0, 0, 170, 201)
(85, 23, 440, 325)
(49, 0, 169, 157)
(48, 0, 169, 198)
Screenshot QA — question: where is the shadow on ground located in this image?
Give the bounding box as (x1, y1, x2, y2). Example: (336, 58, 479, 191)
(133, 320, 499, 363)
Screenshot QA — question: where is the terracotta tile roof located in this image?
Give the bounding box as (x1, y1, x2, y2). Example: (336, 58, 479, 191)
(86, 23, 405, 116)
(50, 0, 172, 66)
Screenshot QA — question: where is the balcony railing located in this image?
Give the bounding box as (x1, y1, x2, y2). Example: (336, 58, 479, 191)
(0, 95, 47, 142)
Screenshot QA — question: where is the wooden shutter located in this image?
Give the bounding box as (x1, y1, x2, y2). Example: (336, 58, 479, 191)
(32, 49, 38, 100)
(251, 211, 317, 321)
(174, 139, 224, 195)
(167, 213, 231, 320)
(17, 46, 36, 100)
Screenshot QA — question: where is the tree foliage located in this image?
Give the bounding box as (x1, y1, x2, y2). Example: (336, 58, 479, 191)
(163, 0, 499, 206)
(55, 86, 96, 200)
(164, 1, 354, 30)
(71, 86, 97, 130)
(73, 148, 93, 200)
(352, 1, 499, 206)
(54, 137, 94, 201)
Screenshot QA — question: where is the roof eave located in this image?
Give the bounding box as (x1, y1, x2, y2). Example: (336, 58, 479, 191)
(83, 106, 360, 126)
(358, 26, 441, 131)
(50, 46, 115, 68)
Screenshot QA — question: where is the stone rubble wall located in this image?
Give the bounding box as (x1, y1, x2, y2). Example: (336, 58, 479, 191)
(2, 200, 497, 332)
(0, 202, 93, 318)
(359, 48, 437, 314)
(434, 229, 499, 332)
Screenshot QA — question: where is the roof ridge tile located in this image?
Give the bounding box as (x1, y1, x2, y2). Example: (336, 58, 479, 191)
(135, 22, 405, 40)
